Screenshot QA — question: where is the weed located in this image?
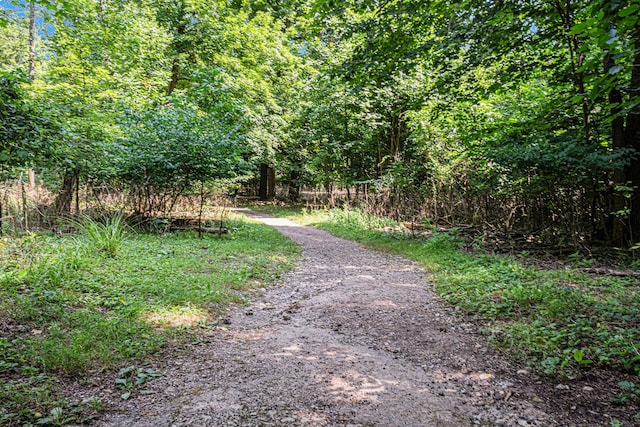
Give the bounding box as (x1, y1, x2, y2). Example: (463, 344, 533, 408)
(35, 406, 77, 426)
(612, 381, 640, 406)
(328, 206, 397, 230)
(568, 251, 595, 268)
(115, 365, 162, 400)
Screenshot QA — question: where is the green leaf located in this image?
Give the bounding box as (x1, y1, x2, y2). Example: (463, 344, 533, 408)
(571, 18, 595, 34)
(608, 64, 623, 75)
(573, 349, 584, 362)
(118, 366, 135, 376)
(571, 95, 584, 104)
(50, 407, 63, 420)
(619, 4, 640, 17)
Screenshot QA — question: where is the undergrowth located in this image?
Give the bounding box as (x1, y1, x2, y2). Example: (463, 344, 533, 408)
(257, 205, 640, 395)
(0, 213, 298, 426)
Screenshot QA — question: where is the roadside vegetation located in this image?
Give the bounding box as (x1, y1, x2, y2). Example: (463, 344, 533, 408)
(0, 213, 298, 426)
(257, 205, 640, 407)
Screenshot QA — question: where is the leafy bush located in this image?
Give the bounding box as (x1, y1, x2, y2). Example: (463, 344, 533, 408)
(0, 71, 48, 171)
(114, 98, 254, 215)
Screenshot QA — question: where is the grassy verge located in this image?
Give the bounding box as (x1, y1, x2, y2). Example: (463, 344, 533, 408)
(0, 213, 298, 426)
(256, 206, 640, 383)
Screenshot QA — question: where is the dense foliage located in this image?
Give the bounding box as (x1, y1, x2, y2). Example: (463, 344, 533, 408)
(0, 71, 44, 173)
(299, 0, 640, 246)
(0, 0, 639, 240)
(114, 99, 249, 215)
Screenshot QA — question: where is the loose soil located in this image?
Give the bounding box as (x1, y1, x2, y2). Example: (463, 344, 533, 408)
(94, 209, 637, 426)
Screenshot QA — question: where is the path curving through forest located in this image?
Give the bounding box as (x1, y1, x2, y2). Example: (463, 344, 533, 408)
(96, 210, 595, 426)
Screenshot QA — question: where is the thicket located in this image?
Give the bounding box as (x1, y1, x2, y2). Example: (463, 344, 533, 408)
(293, 0, 640, 248)
(0, 0, 639, 241)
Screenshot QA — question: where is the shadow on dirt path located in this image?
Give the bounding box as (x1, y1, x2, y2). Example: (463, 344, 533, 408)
(95, 209, 611, 426)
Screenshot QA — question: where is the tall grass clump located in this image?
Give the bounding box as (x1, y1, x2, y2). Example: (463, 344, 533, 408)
(76, 212, 128, 257)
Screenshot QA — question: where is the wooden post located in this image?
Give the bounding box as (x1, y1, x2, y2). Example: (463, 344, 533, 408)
(21, 177, 28, 232)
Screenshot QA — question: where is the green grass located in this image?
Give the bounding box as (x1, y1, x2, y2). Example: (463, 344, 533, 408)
(0, 213, 298, 426)
(256, 205, 640, 380)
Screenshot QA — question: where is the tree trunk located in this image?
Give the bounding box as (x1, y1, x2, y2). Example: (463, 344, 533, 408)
(75, 176, 80, 213)
(288, 166, 301, 201)
(606, 51, 628, 245)
(28, 2, 36, 81)
(167, 60, 180, 95)
(26, 3, 38, 194)
(553, 0, 591, 143)
(268, 167, 276, 200)
(390, 114, 402, 160)
(53, 174, 78, 215)
(21, 177, 28, 232)
(198, 182, 205, 239)
(259, 163, 269, 201)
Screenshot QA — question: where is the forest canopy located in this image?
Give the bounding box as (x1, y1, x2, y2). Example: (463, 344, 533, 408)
(1, 0, 639, 246)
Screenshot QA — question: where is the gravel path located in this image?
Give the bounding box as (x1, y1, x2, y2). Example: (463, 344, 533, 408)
(96, 210, 582, 426)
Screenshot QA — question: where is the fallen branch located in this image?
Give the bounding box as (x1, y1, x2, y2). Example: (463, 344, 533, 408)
(581, 267, 640, 278)
(171, 226, 229, 234)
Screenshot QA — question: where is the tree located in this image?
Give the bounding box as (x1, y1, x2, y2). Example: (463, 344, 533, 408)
(0, 16, 30, 74)
(30, 0, 171, 213)
(0, 70, 50, 232)
(572, 0, 640, 244)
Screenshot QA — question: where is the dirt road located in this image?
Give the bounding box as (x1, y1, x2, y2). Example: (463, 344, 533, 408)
(96, 210, 605, 426)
